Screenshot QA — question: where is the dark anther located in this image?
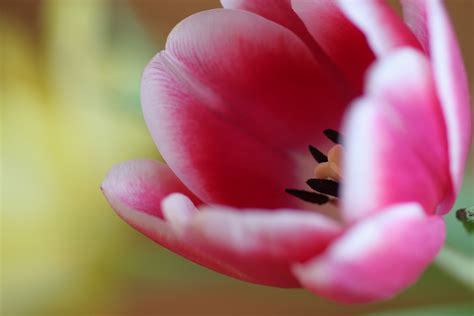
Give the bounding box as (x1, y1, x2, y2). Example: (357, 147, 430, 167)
(323, 129, 343, 144)
(308, 145, 328, 163)
(285, 189, 329, 205)
(306, 178, 339, 198)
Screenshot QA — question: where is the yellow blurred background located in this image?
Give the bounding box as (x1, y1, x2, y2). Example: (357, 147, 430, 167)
(1, 1, 473, 315)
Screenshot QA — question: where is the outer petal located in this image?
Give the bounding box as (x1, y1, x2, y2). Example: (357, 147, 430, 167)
(337, 0, 422, 56)
(293, 203, 445, 303)
(101, 160, 224, 274)
(102, 160, 305, 286)
(163, 194, 342, 287)
(342, 49, 452, 222)
(401, 0, 430, 53)
(291, 0, 375, 93)
(142, 9, 350, 209)
(402, 0, 472, 193)
(101, 160, 201, 219)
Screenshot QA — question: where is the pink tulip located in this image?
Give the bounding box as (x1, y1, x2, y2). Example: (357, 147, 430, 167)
(102, 0, 471, 303)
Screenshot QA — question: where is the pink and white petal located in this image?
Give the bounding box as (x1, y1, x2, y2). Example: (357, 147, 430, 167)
(222, 0, 373, 94)
(291, 0, 375, 93)
(341, 49, 452, 222)
(337, 0, 422, 56)
(161, 9, 351, 151)
(401, 0, 430, 53)
(366, 48, 454, 212)
(189, 205, 342, 262)
(220, 0, 329, 62)
(100, 161, 232, 277)
(142, 9, 350, 209)
(402, 0, 472, 193)
(104, 190, 273, 285)
(102, 163, 299, 286)
(101, 160, 201, 219)
(293, 203, 445, 303)
(162, 193, 342, 287)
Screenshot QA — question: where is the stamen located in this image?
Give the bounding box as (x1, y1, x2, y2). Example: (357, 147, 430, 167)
(285, 189, 329, 205)
(287, 129, 344, 205)
(329, 163, 343, 179)
(323, 129, 343, 144)
(308, 145, 328, 163)
(306, 179, 339, 197)
(328, 144, 344, 179)
(314, 163, 339, 181)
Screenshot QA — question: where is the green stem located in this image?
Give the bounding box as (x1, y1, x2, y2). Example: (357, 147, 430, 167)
(435, 246, 474, 290)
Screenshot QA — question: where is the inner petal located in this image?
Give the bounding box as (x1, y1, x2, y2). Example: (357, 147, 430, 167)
(142, 9, 352, 210)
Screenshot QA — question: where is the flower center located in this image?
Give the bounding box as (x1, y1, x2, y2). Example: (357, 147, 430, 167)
(314, 144, 344, 182)
(285, 129, 343, 205)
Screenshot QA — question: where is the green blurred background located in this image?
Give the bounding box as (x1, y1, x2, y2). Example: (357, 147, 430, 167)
(1, 0, 473, 315)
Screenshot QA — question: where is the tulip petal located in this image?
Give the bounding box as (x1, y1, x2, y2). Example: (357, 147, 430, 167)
(220, 0, 329, 62)
(291, 0, 375, 93)
(190, 206, 342, 262)
(337, 0, 422, 56)
(342, 49, 452, 222)
(142, 9, 350, 209)
(101, 160, 200, 219)
(100, 161, 222, 274)
(163, 193, 342, 286)
(402, 0, 472, 194)
(102, 161, 301, 286)
(401, 0, 430, 53)
(293, 203, 445, 303)
(221, 0, 375, 94)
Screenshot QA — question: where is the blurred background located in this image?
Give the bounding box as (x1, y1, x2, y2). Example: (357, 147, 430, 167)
(1, 0, 473, 315)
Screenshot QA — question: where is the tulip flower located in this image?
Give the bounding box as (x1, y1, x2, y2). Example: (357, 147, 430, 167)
(102, 0, 471, 303)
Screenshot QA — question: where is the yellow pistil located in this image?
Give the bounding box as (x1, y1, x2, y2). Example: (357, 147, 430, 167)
(314, 144, 344, 182)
